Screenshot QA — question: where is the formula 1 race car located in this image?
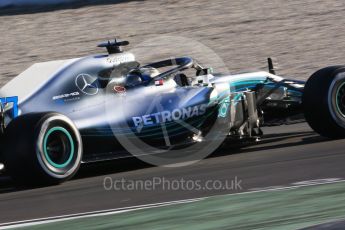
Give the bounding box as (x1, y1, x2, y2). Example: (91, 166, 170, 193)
(1, 39, 345, 185)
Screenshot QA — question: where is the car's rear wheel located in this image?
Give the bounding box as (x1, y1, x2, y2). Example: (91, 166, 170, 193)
(303, 66, 345, 138)
(3, 112, 82, 185)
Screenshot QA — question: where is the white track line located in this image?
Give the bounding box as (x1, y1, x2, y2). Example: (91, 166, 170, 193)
(1, 178, 345, 229)
(0, 198, 204, 229)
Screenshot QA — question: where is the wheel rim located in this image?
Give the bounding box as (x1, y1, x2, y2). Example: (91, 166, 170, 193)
(43, 127, 74, 169)
(336, 82, 345, 117)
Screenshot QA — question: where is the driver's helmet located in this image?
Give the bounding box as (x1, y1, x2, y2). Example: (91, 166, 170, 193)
(126, 67, 160, 87)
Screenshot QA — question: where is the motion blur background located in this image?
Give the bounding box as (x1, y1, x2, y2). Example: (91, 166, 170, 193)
(0, 0, 344, 87)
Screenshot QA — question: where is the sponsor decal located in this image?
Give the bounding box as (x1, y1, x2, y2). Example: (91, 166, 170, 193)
(132, 104, 208, 127)
(75, 73, 99, 95)
(218, 98, 230, 118)
(106, 54, 135, 65)
(155, 79, 164, 86)
(52, 92, 80, 101)
(113, 85, 126, 95)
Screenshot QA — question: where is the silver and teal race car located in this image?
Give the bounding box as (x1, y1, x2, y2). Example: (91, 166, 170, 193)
(0, 39, 344, 185)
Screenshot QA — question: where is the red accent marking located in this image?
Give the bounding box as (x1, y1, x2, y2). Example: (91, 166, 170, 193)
(114, 86, 126, 93)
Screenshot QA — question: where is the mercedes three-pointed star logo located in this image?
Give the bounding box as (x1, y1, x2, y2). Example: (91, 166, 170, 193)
(75, 73, 99, 95)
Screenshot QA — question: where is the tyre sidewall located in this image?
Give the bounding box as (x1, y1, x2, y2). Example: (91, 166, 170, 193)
(3, 112, 82, 185)
(303, 66, 345, 138)
(35, 114, 82, 180)
(328, 70, 345, 129)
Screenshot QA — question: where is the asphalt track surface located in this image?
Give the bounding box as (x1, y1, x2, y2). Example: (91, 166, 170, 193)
(0, 122, 345, 225)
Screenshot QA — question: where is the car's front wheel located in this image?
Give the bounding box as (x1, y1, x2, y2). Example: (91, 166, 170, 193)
(3, 112, 82, 185)
(303, 66, 345, 138)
